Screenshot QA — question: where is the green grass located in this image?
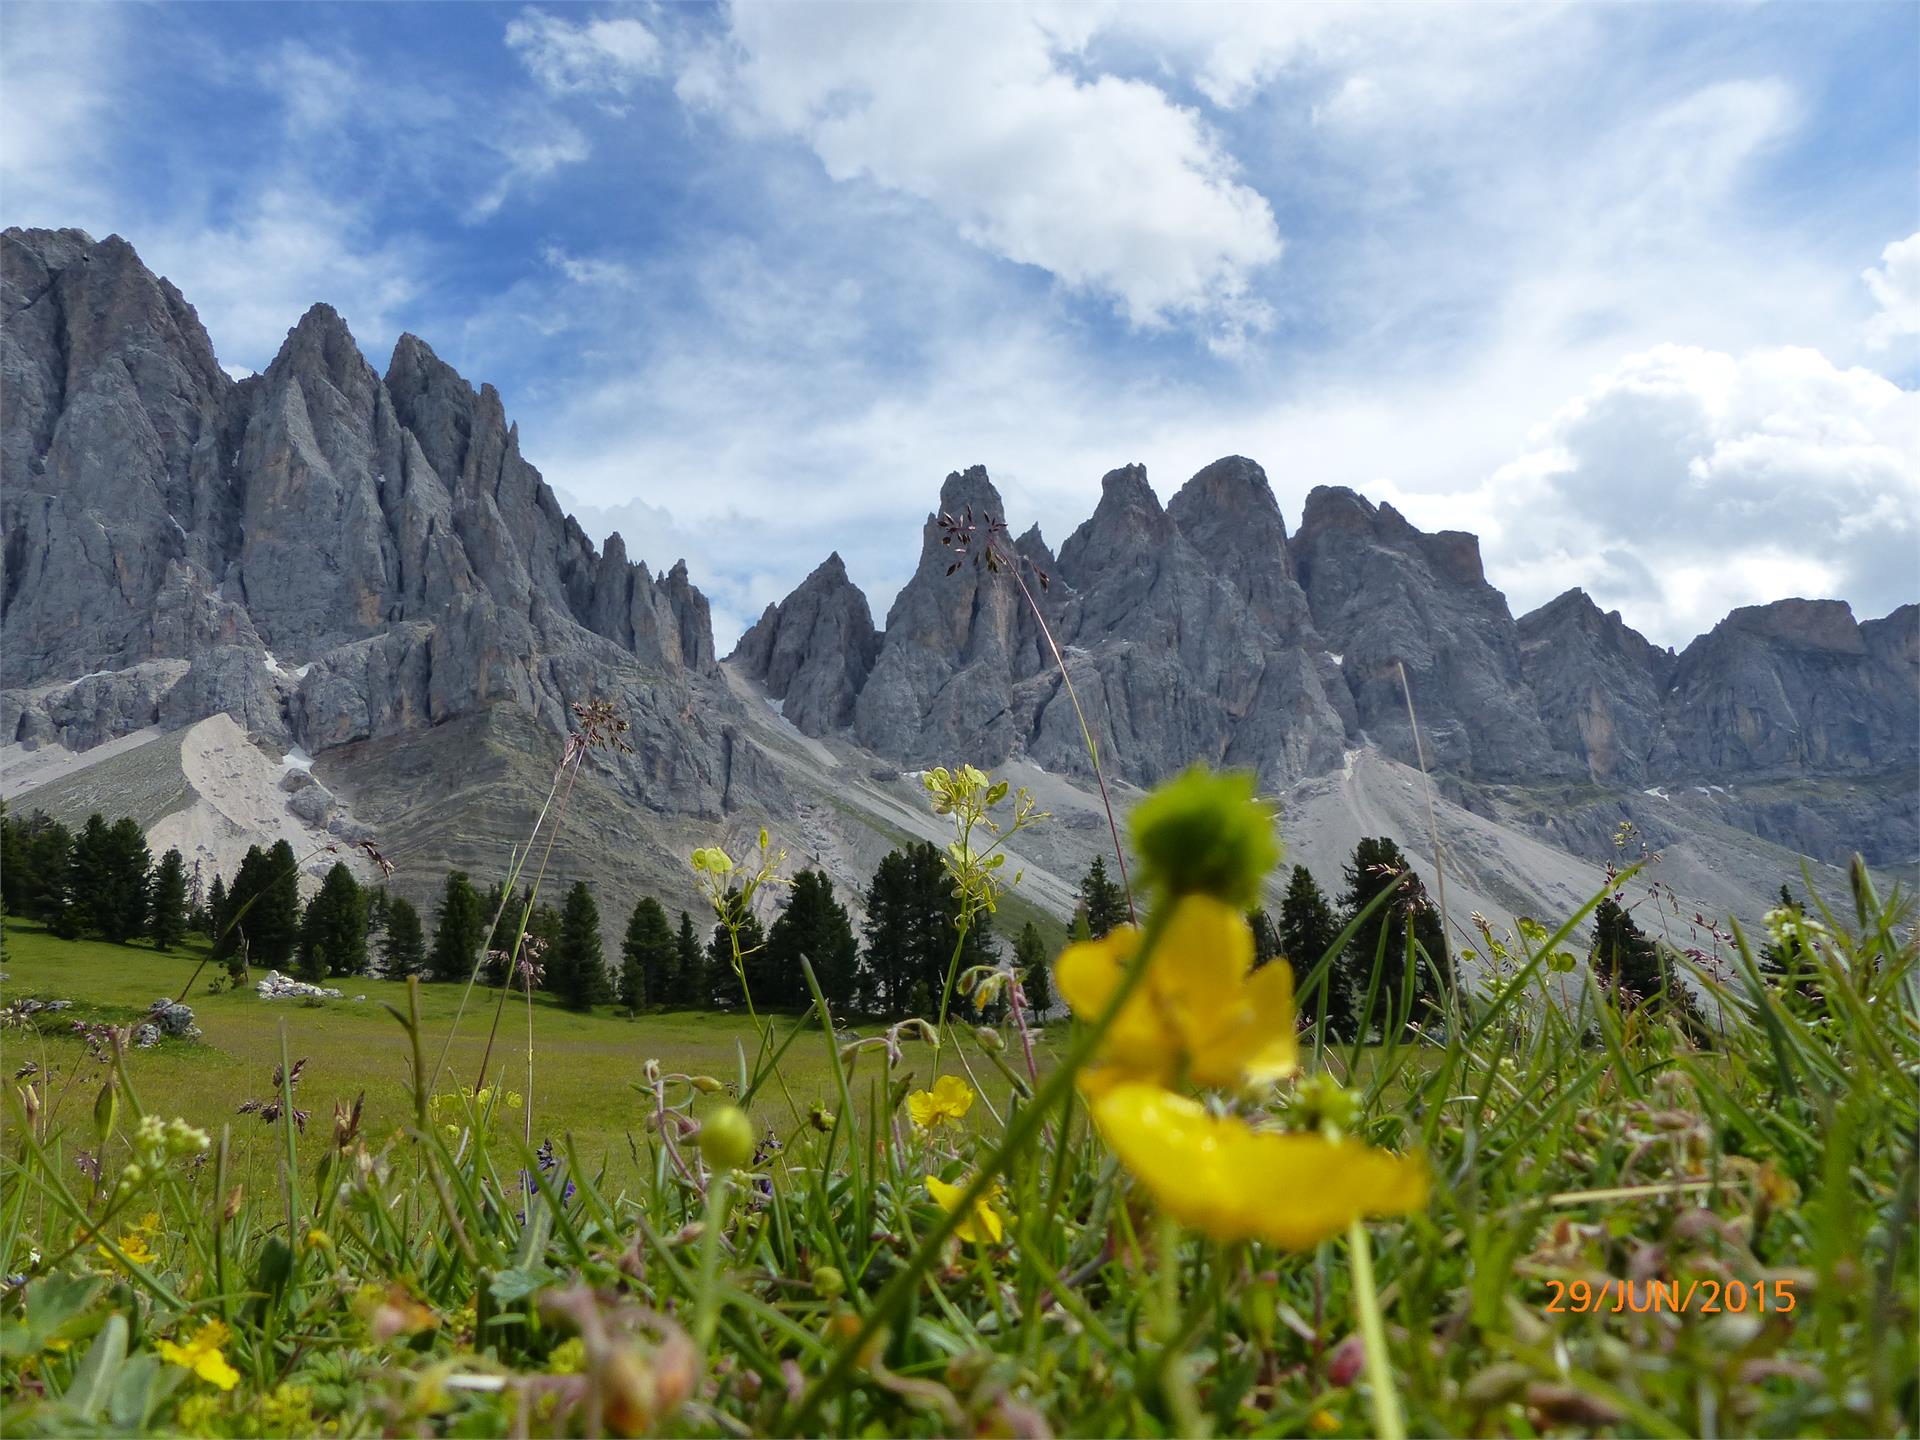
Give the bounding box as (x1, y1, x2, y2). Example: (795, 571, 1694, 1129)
(0, 921, 1029, 1187)
(3, 774, 1915, 1440)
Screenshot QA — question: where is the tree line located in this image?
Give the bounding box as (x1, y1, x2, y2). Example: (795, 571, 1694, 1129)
(2, 804, 1759, 1037)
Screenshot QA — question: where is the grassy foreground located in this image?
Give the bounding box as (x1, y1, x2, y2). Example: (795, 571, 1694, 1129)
(2, 762, 1915, 1439)
(0, 922, 1005, 1185)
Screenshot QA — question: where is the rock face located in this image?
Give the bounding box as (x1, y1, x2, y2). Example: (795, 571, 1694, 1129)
(729, 553, 879, 733)
(1518, 589, 1676, 784)
(1, 226, 744, 845)
(4, 225, 1913, 905)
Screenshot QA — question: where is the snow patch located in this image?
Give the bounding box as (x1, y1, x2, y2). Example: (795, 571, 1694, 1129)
(766, 696, 786, 718)
(1327, 651, 1344, 665)
(1642, 786, 1670, 801)
(262, 651, 312, 681)
(280, 745, 314, 772)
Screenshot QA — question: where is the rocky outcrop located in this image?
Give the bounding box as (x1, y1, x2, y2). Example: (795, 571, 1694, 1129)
(0, 225, 744, 850)
(1664, 599, 1916, 776)
(729, 553, 880, 734)
(1517, 589, 1675, 784)
(1290, 486, 1574, 781)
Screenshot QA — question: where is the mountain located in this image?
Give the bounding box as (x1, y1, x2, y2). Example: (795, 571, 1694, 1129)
(4, 227, 1912, 963)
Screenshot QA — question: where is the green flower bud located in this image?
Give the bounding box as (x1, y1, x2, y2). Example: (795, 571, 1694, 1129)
(92, 1080, 118, 1145)
(973, 1027, 1004, 1053)
(812, 1265, 847, 1300)
(808, 1102, 837, 1133)
(697, 1104, 755, 1172)
(1130, 766, 1279, 909)
(689, 1075, 725, 1094)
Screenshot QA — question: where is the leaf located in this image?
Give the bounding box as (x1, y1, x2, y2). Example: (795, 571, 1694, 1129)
(0, 1273, 105, 1360)
(489, 1267, 552, 1304)
(61, 1311, 126, 1420)
(109, 1353, 178, 1434)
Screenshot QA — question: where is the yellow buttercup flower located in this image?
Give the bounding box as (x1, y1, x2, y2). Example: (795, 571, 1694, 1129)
(1089, 1083, 1428, 1250)
(1055, 896, 1298, 1092)
(907, 1075, 976, 1129)
(158, 1318, 241, 1391)
(99, 1230, 155, 1268)
(925, 1173, 1008, 1245)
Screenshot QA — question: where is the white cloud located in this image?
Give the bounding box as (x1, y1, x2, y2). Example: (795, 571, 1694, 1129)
(506, 8, 662, 98)
(1863, 232, 1920, 352)
(0, 3, 122, 231)
(138, 190, 426, 372)
(1409, 344, 1920, 646)
(542, 243, 637, 290)
(467, 113, 590, 221)
(685, 2, 1282, 339)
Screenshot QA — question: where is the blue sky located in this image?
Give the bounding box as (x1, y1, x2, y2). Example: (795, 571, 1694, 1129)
(4, 1, 1915, 648)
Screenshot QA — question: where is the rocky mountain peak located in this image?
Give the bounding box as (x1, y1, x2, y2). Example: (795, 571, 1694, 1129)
(729, 551, 878, 734)
(1721, 597, 1867, 655)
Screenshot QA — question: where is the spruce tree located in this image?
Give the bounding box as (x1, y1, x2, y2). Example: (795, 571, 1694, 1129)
(1248, 906, 1281, 967)
(1339, 838, 1449, 1040)
(555, 881, 608, 1011)
(707, 906, 767, 1011)
(1079, 856, 1128, 938)
(1014, 920, 1051, 1013)
(428, 871, 487, 982)
(204, 874, 228, 939)
(1278, 864, 1350, 1037)
(860, 850, 914, 1013)
(258, 840, 302, 967)
(149, 848, 189, 951)
(383, 896, 427, 977)
(0, 812, 29, 918)
(217, 846, 268, 972)
(296, 894, 326, 982)
(21, 817, 76, 935)
(302, 863, 368, 977)
(765, 870, 859, 1011)
(672, 910, 702, 1008)
(620, 897, 675, 1014)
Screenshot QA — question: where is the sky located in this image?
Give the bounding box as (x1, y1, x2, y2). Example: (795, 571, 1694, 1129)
(3, 0, 1915, 650)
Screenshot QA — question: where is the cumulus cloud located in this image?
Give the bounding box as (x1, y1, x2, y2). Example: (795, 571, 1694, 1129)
(138, 190, 426, 372)
(0, 3, 123, 231)
(1446, 344, 1920, 647)
(506, 8, 663, 98)
(684, 1, 1282, 340)
(1863, 232, 1920, 352)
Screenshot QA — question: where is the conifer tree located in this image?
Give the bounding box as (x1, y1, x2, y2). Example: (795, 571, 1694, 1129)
(1248, 906, 1281, 967)
(149, 848, 189, 951)
(765, 870, 859, 1011)
(555, 881, 609, 1011)
(620, 896, 675, 1014)
(1079, 855, 1128, 938)
(1279, 864, 1351, 1037)
(383, 896, 427, 977)
(1014, 920, 1051, 1013)
(258, 840, 302, 967)
(428, 871, 487, 982)
(706, 906, 767, 1010)
(1339, 838, 1449, 1040)
(301, 863, 368, 977)
(204, 874, 228, 940)
(0, 811, 28, 918)
(673, 910, 702, 1007)
(20, 816, 76, 935)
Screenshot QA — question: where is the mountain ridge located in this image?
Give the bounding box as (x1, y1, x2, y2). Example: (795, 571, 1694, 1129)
(4, 226, 1913, 953)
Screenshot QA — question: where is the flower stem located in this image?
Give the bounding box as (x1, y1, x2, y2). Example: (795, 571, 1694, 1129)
(1346, 1216, 1405, 1440)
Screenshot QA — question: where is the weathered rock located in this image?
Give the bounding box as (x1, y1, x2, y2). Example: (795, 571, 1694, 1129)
(729, 553, 880, 733)
(1291, 486, 1573, 781)
(1518, 589, 1675, 784)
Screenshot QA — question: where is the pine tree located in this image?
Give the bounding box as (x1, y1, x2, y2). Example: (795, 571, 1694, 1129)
(860, 850, 914, 1013)
(296, 894, 326, 982)
(301, 863, 368, 977)
(765, 870, 859, 1011)
(1339, 838, 1449, 1040)
(1079, 856, 1129, 938)
(1589, 896, 1706, 1043)
(383, 896, 427, 977)
(0, 811, 29, 918)
(555, 881, 608, 1011)
(672, 910, 702, 1008)
(204, 874, 228, 939)
(216, 846, 268, 972)
(620, 897, 675, 1014)
(857, 843, 994, 1017)
(1278, 864, 1349, 1036)
(1014, 920, 1051, 1013)
(65, 814, 152, 945)
(428, 871, 487, 982)
(20, 816, 76, 935)
(149, 848, 189, 951)
(257, 840, 302, 968)
(707, 906, 767, 1011)
(1248, 906, 1281, 966)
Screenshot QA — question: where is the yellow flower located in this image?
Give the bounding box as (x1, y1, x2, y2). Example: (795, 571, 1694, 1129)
(907, 1075, 976, 1129)
(133, 1212, 162, 1236)
(1090, 1083, 1428, 1249)
(1055, 896, 1298, 1092)
(99, 1231, 155, 1268)
(158, 1318, 241, 1391)
(925, 1173, 1008, 1245)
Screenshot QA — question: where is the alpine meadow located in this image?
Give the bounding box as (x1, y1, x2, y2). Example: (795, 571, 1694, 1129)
(1, 4, 1917, 1439)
